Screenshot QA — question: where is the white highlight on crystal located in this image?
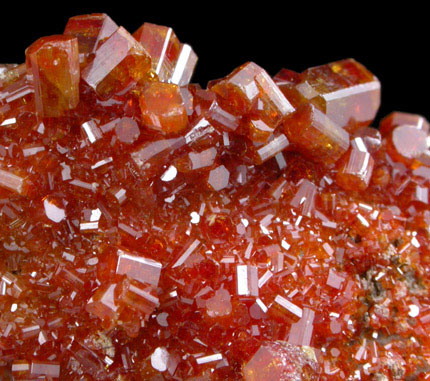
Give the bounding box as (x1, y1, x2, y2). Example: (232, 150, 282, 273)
(161, 165, 177, 182)
(82, 121, 102, 143)
(1, 118, 16, 126)
(190, 212, 200, 224)
(171, 44, 198, 86)
(274, 295, 303, 318)
(91, 157, 113, 170)
(237, 265, 249, 296)
(43, 199, 66, 223)
(195, 353, 223, 365)
(408, 304, 419, 318)
(172, 239, 200, 268)
(90, 208, 102, 222)
(151, 347, 169, 372)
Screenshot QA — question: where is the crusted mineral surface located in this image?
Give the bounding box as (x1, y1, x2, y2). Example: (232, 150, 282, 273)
(1, 13, 430, 381)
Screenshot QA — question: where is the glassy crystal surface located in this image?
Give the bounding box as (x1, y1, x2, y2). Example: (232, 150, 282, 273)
(243, 341, 319, 381)
(209, 62, 295, 135)
(351, 126, 381, 153)
(133, 22, 197, 85)
(336, 148, 375, 191)
(283, 103, 349, 165)
(1, 13, 430, 381)
(81, 27, 152, 99)
(64, 13, 118, 58)
(26, 35, 80, 117)
(139, 82, 188, 134)
(380, 111, 429, 136)
(388, 125, 430, 167)
(300, 59, 381, 130)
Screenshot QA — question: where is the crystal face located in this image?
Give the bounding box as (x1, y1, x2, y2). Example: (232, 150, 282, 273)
(209, 62, 295, 135)
(278, 59, 381, 132)
(133, 22, 198, 86)
(1, 13, 430, 381)
(283, 103, 349, 165)
(139, 82, 188, 134)
(81, 26, 152, 99)
(26, 35, 80, 117)
(64, 13, 118, 58)
(300, 59, 381, 131)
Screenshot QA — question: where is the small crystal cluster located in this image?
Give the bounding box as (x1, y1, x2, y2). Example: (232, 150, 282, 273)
(1, 13, 430, 380)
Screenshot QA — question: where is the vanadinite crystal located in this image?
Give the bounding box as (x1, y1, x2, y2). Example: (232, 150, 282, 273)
(1, 14, 430, 381)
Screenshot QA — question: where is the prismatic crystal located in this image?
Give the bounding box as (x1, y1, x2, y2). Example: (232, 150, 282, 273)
(1, 13, 430, 381)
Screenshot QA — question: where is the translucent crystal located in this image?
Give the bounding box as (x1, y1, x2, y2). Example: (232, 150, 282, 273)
(117, 277, 159, 316)
(133, 23, 197, 85)
(64, 13, 118, 57)
(30, 361, 61, 378)
(283, 104, 349, 165)
(206, 100, 241, 132)
(86, 283, 120, 325)
(206, 287, 232, 317)
(351, 126, 381, 153)
(82, 120, 103, 143)
(43, 196, 66, 223)
(81, 27, 152, 99)
(254, 133, 289, 164)
(336, 148, 374, 191)
(26, 35, 80, 117)
(151, 347, 170, 372)
(288, 308, 316, 347)
(300, 58, 381, 130)
(209, 62, 295, 133)
(139, 82, 188, 134)
(236, 265, 258, 297)
(116, 248, 162, 286)
(243, 341, 319, 381)
(380, 111, 429, 136)
(290, 179, 317, 217)
(388, 125, 429, 166)
(114, 117, 140, 144)
(208, 165, 230, 191)
(2, 13, 430, 380)
(188, 147, 217, 170)
(0, 168, 27, 195)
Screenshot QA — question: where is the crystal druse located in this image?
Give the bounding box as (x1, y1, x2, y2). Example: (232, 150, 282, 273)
(1, 13, 430, 380)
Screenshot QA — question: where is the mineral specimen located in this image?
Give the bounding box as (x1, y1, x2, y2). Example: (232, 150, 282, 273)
(1, 13, 430, 381)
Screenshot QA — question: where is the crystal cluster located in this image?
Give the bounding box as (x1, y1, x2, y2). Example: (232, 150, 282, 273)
(1, 13, 430, 380)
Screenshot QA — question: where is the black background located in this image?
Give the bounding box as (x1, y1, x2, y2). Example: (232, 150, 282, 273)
(0, 2, 427, 125)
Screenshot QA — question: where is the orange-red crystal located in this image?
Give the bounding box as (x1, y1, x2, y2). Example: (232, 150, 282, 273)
(1, 13, 430, 381)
